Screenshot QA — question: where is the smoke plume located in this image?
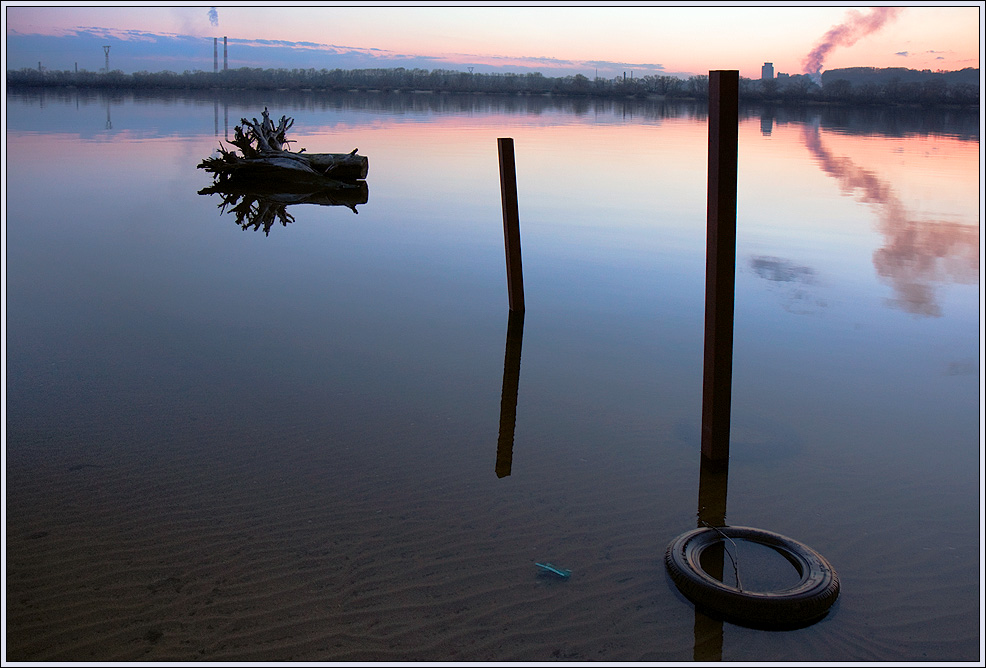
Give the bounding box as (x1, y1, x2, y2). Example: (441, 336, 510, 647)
(802, 7, 902, 75)
(209, 7, 219, 27)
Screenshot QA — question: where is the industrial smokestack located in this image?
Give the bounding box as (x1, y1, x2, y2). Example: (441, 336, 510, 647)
(802, 7, 902, 76)
(214, 37, 218, 73)
(224, 36, 227, 70)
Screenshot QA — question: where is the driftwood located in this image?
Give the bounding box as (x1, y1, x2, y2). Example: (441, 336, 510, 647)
(197, 107, 368, 182)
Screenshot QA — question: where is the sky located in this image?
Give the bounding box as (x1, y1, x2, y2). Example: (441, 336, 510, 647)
(3, 2, 983, 80)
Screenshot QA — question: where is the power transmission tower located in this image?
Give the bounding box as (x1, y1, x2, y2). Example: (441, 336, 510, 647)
(103, 45, 110, 72)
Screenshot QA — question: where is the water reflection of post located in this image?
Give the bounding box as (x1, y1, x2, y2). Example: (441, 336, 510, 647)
(495, 310, 525, 478)
(692, 69, 739, 662)
(693, 455, 729, 660)
(105, 98, 112, 130)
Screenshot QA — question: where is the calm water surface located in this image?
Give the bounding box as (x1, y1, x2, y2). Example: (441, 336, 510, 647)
(4, 90, 981, 662)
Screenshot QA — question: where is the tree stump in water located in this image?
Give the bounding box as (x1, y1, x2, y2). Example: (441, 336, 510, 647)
(197, 107, 368, 182)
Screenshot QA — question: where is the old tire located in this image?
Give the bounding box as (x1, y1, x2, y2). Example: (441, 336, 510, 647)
(665, 525, 839, 629)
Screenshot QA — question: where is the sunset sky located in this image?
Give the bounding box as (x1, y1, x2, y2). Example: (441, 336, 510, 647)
(3, 2, 982, 80)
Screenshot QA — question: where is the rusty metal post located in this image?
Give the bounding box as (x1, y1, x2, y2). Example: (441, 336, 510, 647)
(701, 70, 739, 464)
(498, 138, 525, 312)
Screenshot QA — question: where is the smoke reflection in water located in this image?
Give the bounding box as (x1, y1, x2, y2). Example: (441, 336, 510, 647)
(801, 124, 979, 317)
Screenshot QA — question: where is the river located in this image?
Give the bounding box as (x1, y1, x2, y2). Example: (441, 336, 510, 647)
(4, 88, 981, 662)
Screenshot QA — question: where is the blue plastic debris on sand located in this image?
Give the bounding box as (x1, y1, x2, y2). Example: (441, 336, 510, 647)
(535, 562, 572, 579)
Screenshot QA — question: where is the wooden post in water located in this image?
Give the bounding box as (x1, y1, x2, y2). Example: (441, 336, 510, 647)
(692, 72, 738, 661)
(701, 70, 739, 464)
(498, 138, 526, 312)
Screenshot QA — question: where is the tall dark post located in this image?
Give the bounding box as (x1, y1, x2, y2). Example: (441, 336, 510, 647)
(701, 70, 739, 464)
(497, 138, 526, 312)
(693, 71, 737, 661)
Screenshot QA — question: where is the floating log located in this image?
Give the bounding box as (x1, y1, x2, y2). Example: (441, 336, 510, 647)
(197, 107, 368, 183)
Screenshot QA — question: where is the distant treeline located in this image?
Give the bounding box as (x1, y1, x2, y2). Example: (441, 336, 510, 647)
(816, 67, 980, 106)
(6, 65, 980, 107)
(821, 66, 979, 86)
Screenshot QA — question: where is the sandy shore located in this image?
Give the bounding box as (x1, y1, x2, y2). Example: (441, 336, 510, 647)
(5, 412, 701, 663)
(6, 402, 980, 663)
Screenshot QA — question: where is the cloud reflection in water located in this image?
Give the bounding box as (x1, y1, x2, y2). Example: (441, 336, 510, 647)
(749, 255, 827, 315)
